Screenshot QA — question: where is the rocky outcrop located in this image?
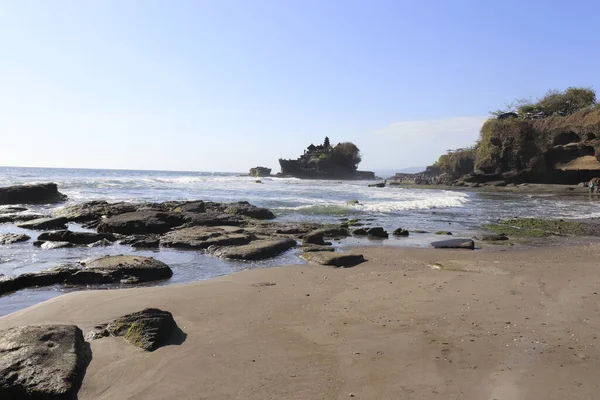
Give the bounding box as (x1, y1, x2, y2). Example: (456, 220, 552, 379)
(97, 211, 185, 235)
(392, 228, 409, 237)
(0, 325, 91, 399)
(249, 167, 272, 177)
(0, 233, 30, 245)
(0, 212, 46, 223)
(430, 239, 475, 250)
(37, 230, 117, 245)
(212, 238, 297, 260)
(0, 256, 173, 296)
(366, 227, 389, 238)
(161, 226, 256, 249)
(88, 308, 176, 351)
(221, 202, 276, 220)
(17, 217, 68, 230)
(301, 251, 366, 267)
(0, 183, 67, 205)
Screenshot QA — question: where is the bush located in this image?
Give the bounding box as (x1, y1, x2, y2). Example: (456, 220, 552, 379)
(331, 142, 362, 171)
(431, 147, 476, 178)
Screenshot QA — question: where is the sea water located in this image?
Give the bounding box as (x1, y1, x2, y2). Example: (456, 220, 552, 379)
(1, 166, 599, 315)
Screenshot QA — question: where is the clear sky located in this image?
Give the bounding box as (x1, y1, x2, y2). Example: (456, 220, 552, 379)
(0, 1, 598, 173)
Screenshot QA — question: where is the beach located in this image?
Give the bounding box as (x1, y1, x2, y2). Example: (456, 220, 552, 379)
(2, 243, 599, 399)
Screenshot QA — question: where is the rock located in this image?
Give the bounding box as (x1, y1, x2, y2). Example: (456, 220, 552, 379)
(88, 239, 113, 247)
(301, 244, 335, 253)
(481, 234, 509, 241)
(0, 233, 30, 245)
(368, 182, 385, 188)
(17, 217, 68, 230)
(367, 227, 389, 238)
(223, 201, 276, 220)
(392, 228, 409, 237)
(130, 238, 160, 248)
(0, 266, 79, 295)
(40, 241, 74, 250)
(161, 226, 256, 249)
(89, 308, 176, 351)
(275, 227, 310, 235)
(346, 200, 360, 205)
(70, 255, 173, 284)
(97, 211, 185, 235)
(213, 238, 297, 260)
(169, 201, 206, 213)
(38, 230, 116, 245)
(0, 205, 28, 213)
(302, 230, 328, 245)
(0, 212, 47, 223)
(412, 230, 428, 233)
(249, 167, 272, 177)
(435, 231, 453, 235)
(308, 227, 350, 238)
(0, 183, 67, 205)
(353, 228, 368, 236)
(54, 201, 138, 223)
(0, 325, 91, 399)
(430, 239, 475, 250)
(302, 252, 366, 268)
(181, 212, 245, 227)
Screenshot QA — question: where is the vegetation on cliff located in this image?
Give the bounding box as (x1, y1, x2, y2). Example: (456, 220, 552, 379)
(427, 86, 600, 183)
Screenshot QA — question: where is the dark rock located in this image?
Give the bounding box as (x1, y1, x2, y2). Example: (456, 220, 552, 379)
(88, 239, 113, 247)
(161, 226, 255, 249)
(367, 227, 389, 238)
(97, 211, 185, 235)
(223, 201, 276, 220)
(0, 212, 46, 223)
(130, 238, 160, 248)
(275, 227, 310, 235)
(430, 239, 475, 250)
(17, 217, 68, 230)
(353, 228, 368, 236)
(301, 244, 335, 253)
(69, 255, 173, 285)
(0, 233, 30, 245)
(302, 230, 328, 245)
(481, 234, 509, 241)
(55, 201, 138, 223)
(392, 228, 409, 237)
(435, 231, 453, 235)
(38, 230, 116, 245)
(89, 308, 176, 351)
(169, 201, 206, 213)
(0, 325, 91, 399)
(0, 266, 79, 295)
(0, 206, 28, 213)
(368, 182, 385, 188)
(181, 212, 245, 227)
(213, 238, 296, 260)
(302, 252, 366, 267)
(307, 227, 350, 238)
(249, 166, 272, 177)
(0, 183, 67, 205)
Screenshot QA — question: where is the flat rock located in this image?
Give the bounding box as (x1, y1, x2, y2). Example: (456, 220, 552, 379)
(88, 308, 176, 351)
(0, 325, 91, 399)
(71, 255, 173, 284)
(0, 212, 46, 223)
(430, 239, 475, 250)
(480, 234, 509, 241)
(161, 226, 255, 249)
(0, 267, 79, 295)
(301, 244, 335, 253)
(213, 238, 296, 260)
(97, 211, 185, 234)
(17, 217, 68, 230)
(38, 230, 117, 245)
(0, 183, 67, 205)
(0, 233, 30, 245)
(169, 201, 206, 213)
(182, 212, 245, 227)
(223, 201, 276, 220)
(54, 201, 138, 222)
(302, 252, 366, 267)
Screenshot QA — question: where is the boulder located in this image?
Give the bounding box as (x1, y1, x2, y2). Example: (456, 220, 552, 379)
(302, 230, 328, 245)
(307, 227, 350, 238)
(17, 217, 68, 231)
(213, 238, 296, 260)
(0, 325, 91, 399)
(392, 228, 409, 237)
(97, 211, 185, 235)
(223, 201, 276, 220)
(37, 230, 117, 245)
(367, 227, 389, 238)
(302, 252, 366, 268)
(430, 239, 475, 250)
(0, 183, 67, 205)
(70, 255, 173, 284)
(0, 233, 30, 245)
(249, 167, 272, 177)
(88, 308, 176, 351)
(161, 226, 256, 249)
(353, 228, 368, 236)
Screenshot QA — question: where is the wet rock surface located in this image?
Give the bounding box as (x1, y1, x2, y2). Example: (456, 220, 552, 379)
(161, 226, 255, 249)
(88, 308, 176, 351)
(17, 217, 68, 231)
(0, 233, 30, 245)
(367, 227, 389, 238)
(213, 238, 297, 260)
(392, 228, 410, 237)
(0, 324, 91, 399)
(302, 252, 366, 267)
(0, 183, 67, 205)
(37, 230, 117, 245)
(430, 239, 475, 250)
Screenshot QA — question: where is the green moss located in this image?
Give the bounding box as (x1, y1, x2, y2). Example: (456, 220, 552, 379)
(124, 322, 149, 350)
(483, 218, 590, 237)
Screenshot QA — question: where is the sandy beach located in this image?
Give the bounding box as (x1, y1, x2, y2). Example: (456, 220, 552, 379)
(1, 243, 599, 399)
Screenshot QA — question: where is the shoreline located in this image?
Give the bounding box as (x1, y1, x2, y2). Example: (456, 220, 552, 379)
(1, 243, 599, 399)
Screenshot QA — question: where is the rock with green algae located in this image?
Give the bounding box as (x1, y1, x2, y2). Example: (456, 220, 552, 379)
(482, 218, 598, 237)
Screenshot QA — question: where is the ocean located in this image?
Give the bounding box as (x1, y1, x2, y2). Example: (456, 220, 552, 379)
(1, 166, 600, 315)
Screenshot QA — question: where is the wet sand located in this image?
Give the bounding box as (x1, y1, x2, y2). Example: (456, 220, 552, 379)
(1, 243, 599, 399)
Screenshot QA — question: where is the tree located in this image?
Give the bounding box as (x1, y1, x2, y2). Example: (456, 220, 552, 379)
(323, 136, 331, 148)
(331, 142, 362, 171)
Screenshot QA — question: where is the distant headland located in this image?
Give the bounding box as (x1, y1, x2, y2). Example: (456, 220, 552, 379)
(278, 137, 375, 180)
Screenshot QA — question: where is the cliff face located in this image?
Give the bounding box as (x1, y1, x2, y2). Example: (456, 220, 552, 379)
(459, 106, 600, 185)
(278, 138, 375, 180)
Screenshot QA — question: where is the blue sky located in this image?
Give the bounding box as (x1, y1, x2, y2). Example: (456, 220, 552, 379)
(0, 0, 598, 172)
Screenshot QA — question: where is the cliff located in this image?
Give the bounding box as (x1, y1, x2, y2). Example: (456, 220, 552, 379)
(279, 137, 375, 180)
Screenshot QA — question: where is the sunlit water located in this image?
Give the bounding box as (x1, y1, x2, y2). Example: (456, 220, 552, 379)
(1, 166, 599, 315)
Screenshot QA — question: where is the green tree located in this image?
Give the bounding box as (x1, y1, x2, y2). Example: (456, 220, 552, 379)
(331, 142, 362, 171)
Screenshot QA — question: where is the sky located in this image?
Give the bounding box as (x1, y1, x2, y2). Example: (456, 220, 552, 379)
(0, 0, 598, 173)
